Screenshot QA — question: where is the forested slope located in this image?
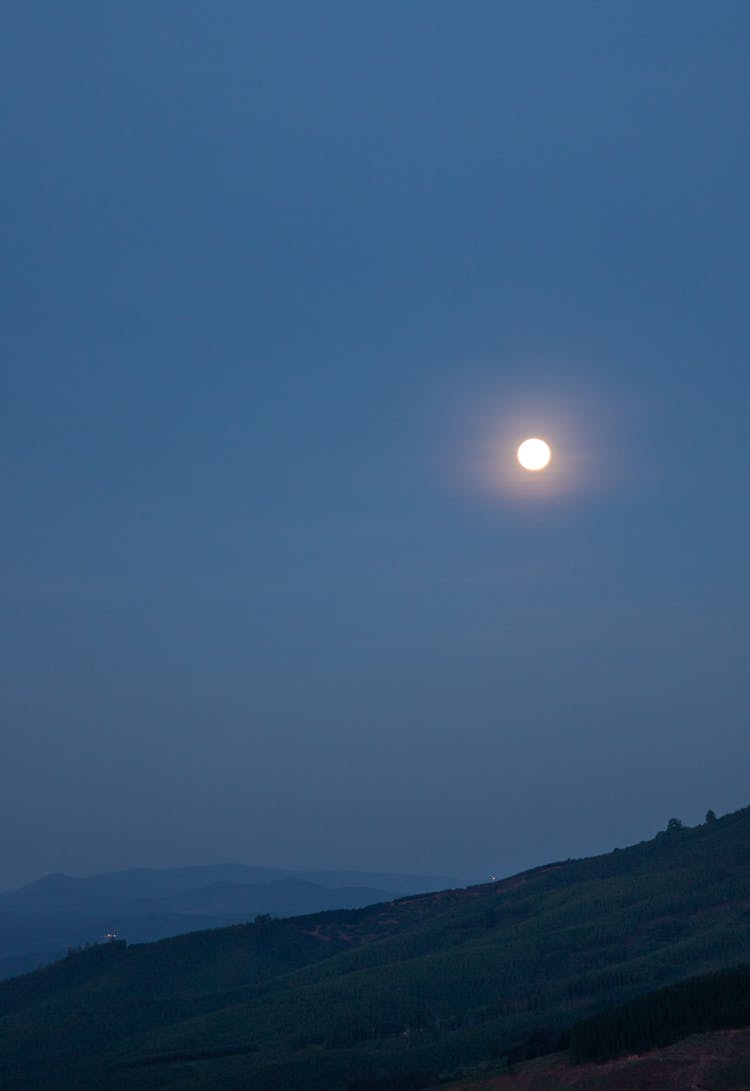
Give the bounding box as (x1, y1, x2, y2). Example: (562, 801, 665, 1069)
(1, 807, 748, 1090)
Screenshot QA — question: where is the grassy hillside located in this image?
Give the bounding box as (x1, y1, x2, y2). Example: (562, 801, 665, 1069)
(429, 1029, 750, 1091)
(1, 806, 749, 1090)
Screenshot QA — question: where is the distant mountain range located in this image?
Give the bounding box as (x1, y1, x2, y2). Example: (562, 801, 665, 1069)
(1, 806, 748, 1090)
(0, 863, 468, 979)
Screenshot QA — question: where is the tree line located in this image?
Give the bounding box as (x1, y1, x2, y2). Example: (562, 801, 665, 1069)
(569, 963, 750, 1062)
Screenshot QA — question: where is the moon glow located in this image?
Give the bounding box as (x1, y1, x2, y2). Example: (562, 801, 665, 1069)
(517, 437, 551, 471)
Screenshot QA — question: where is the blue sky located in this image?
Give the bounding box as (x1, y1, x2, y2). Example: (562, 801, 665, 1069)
(1, 1, 748, 888)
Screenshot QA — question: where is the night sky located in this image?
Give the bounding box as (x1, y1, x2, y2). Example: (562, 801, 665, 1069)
(2, 2, 748, 890)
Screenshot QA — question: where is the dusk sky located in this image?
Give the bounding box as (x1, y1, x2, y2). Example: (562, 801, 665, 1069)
(2, 1, 748, 891)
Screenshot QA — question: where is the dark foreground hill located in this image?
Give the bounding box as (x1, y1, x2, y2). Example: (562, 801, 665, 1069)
(427, 962, 750, 1090)
(1, 806, 749, 1090)
(429, 1029, 750, 1091)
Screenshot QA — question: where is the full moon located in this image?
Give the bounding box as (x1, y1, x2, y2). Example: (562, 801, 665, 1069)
(517, 437, 551, 471)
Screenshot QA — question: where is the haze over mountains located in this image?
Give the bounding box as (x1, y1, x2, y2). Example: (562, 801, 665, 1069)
(0, 864, 467, 980)
(1, 806, 748, 1090)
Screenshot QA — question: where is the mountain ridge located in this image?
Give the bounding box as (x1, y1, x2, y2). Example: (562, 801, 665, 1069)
(1, 805, 748, 1089)
(0, 864, 468, 979)
(2, 862, 467, 904)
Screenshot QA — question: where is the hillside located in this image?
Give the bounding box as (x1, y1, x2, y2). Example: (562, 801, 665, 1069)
(431, 1029, 750, 1091)
(1, 807, 749, 1090)
(0, 865, 462, 980)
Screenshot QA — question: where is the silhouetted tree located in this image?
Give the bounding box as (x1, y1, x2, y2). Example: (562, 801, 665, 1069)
(706, 809, 717, 823)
